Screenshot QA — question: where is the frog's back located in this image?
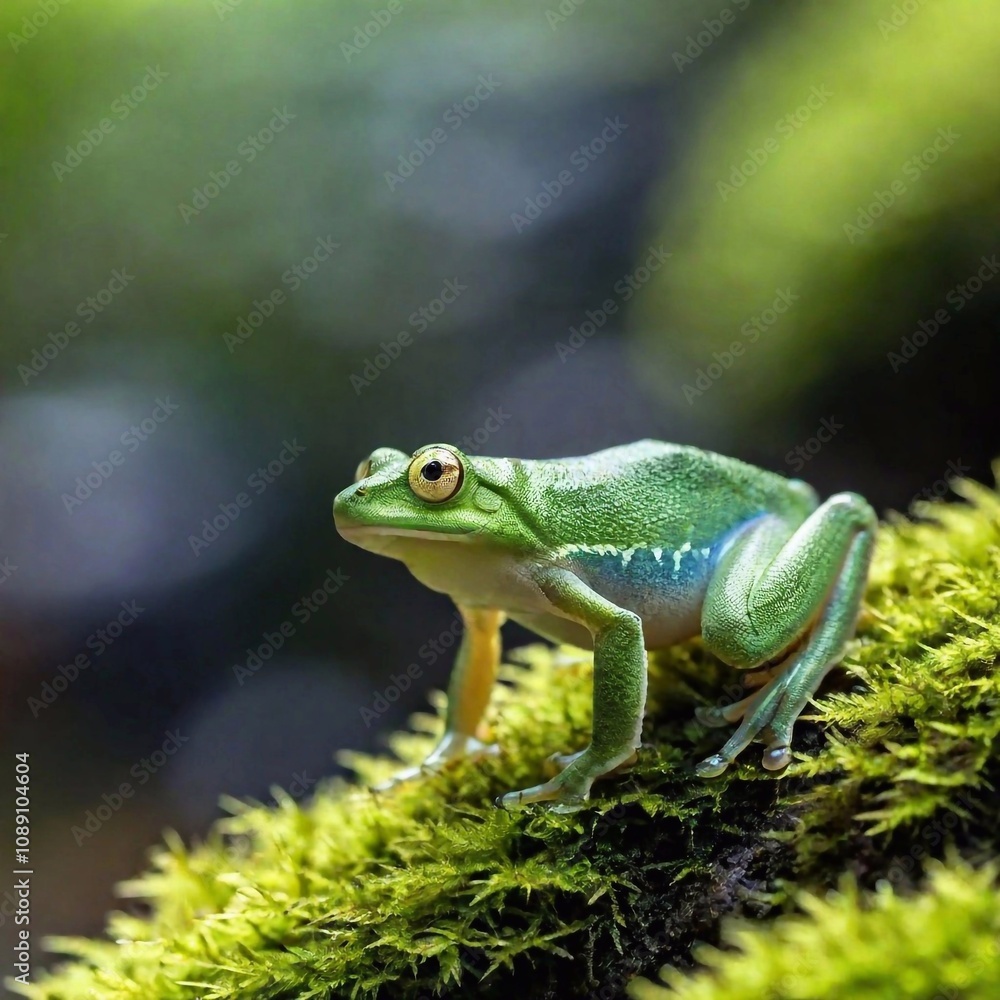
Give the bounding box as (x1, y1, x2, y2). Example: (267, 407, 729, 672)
(524, 440, 815, 552)
(497, 441, 818, 649)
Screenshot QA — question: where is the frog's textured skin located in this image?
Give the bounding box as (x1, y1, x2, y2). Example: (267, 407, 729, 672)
(334, 440, 877, 811)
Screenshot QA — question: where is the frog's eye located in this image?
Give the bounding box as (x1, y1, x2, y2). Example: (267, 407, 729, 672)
(407, 447, 463, 503)
(354, 457, 372, 483)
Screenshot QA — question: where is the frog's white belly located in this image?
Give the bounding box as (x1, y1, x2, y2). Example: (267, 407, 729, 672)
(507, 603, 703, 651)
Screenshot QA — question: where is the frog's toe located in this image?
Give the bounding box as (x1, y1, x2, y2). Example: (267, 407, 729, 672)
(375, 734, 499, 791)
(694, 705, 729, 728)
(761, 745, 792, 771)
(759, 720, 795, 771)
(695, 704, 739, 728)
(496, 787, 588, 812)
(695, 688, 765, 728)
(695, 674, 793, 778)
(545, 749, 586, 775)
(466, 738, 501, 761)
(373, 763, 425, 791)
(495, 774, 591, 811)
(694, 753, 731, 778)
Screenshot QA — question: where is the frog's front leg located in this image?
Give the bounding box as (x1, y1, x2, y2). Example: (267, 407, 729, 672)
(695, 492, 876, 778)
(379, 605, 504, 787)
(498, 568, 644, 812)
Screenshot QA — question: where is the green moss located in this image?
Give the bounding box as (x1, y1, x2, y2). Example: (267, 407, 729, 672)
(630, 859, 1000, 1000)
(16, 475, 1000, 999)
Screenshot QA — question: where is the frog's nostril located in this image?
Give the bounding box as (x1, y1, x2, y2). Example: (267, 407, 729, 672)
(355, 486, 367, 497)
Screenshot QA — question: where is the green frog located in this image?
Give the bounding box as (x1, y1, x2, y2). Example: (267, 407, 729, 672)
(334, 440, 876, 811)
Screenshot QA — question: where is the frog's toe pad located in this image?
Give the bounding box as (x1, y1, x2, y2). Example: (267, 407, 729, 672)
(761, 745, 792, 771)
(495, 778, 589, 812)
(694, 753, 731, 779)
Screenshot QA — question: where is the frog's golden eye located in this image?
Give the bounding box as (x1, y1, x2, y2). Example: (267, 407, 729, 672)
(408, 448, 463, 503)
(354, 457, 372, 483)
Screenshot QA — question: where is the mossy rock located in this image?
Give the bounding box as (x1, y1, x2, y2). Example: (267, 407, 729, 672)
(16, 475, 1000, 999)
(631, 858, 1000, 1000)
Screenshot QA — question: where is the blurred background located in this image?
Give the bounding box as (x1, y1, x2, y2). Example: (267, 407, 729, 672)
(1, 0, 999, 973)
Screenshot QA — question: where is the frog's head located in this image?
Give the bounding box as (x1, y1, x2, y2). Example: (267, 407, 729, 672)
(333, 443, 533, 558)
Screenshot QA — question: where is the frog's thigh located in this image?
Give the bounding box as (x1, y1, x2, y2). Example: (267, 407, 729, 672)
(697, 493, 876, 777)
(446, 606, 506, 739)
(702, 495, 872, 668)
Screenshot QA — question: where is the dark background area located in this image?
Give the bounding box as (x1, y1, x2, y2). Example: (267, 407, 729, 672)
(1, 0, 998, 976)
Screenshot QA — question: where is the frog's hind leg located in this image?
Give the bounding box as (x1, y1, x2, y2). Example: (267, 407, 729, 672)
(695, 492, 876, 778)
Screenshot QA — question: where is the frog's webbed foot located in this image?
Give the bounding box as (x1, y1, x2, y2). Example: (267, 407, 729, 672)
(498, 746, 638, 814)
(544, 746, 638, 777)
(375, 732, 499, 791)
(694, 672, 793, 778)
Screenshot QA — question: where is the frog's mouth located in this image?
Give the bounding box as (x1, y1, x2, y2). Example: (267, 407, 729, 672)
(336, 523, 476, 559)
(337, 525, 474, 542)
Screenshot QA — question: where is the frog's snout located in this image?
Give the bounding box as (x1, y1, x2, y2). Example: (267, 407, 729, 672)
(332, 485, 363, 530)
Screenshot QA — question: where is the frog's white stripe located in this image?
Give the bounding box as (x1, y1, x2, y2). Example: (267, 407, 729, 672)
(555, 541, 710, 572)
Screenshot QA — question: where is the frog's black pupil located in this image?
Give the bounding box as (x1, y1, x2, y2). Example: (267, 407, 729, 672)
(423, 460, 444, 482)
